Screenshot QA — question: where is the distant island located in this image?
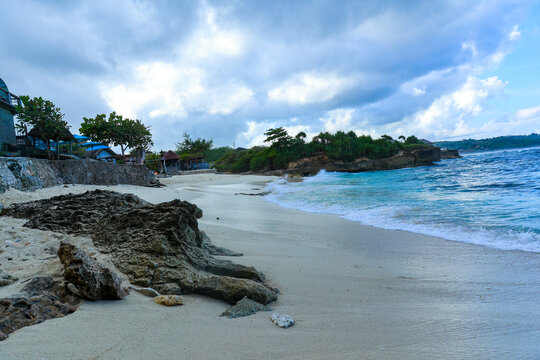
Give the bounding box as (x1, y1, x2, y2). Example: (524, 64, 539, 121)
(434, 133, 540, 152)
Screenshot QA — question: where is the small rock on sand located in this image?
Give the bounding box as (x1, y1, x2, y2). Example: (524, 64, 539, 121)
(154, 295, 184, 306)
(0, 271, 18, 287)
(221, 296, 271, 318)
(271, 313, 295, 328)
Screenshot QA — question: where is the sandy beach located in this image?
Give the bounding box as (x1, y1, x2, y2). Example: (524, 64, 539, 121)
(1, 173, 539, 359)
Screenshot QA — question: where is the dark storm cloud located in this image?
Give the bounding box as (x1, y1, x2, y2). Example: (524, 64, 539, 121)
(0, 0, 533, 149)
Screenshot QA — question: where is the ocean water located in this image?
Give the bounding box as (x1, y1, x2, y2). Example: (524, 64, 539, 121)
(265, 147, 540, 252)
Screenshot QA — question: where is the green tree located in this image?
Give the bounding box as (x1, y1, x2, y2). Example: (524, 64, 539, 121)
(80, 112, 153, 157)
(264, 127, 292, 148)
(15, 95, 71, 159)
(404, 135, 421, 145)
(176, 132, 213, 158)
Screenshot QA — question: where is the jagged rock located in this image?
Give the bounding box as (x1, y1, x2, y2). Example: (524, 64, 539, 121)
(1, 189, 149, 235)
(153, 295, 184, 306)
(0, 277, 80, 341)
(57, 242, 125, 301)
(0, 270, 18, 287)
(129, 285, 161, 298)
(2, 190, 278, 305)
(221, 296, 271, 318)
(271, 313, 295, 328)
(92, 199, 277, 305)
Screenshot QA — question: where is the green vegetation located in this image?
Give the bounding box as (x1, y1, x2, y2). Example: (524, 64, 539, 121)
(205, 146, 234, 163)
(80, 112, 153, 156)
(214, 128, 426, 173)
(176, 131, 213, 160)
(15, 95, 70, 159)
(434, 134, 540, 152)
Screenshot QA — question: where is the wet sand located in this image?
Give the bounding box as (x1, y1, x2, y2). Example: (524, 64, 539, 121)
(1, 174, 539, 359)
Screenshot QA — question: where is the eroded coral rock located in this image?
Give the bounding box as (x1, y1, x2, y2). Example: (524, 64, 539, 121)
(57, 242, 125, 301)
(221, 296, 271, 318)
(153, 294, 184, 306)
(0, 277, 80, 341)
(2, 190, 278, 305)
(271, 313, 295, 328)
(0, 270, 17, 287)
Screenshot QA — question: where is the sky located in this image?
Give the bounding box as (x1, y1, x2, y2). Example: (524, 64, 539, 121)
(1, 0, 539, 151)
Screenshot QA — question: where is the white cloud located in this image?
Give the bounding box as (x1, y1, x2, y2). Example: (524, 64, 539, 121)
(412, 87, 426, 96)
(101, 61, 252, 119)
(268, 72, 354, 105)
(320, 108, 355, 132)
(515, 105, 540, 119)
(509, 25, 521, 41)
(403, 76, 506, 138)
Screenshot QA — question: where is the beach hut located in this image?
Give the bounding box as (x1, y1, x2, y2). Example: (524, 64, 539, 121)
(27, 125, 75, 159)
(161, 150, 180, 175)
(86, 147, 117, 162)
(180, 155, 210, 171)
(0, 77, 20, 150)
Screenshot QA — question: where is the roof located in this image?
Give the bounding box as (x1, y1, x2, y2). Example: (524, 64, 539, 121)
(28, 125, 75, 141)
(162, 150, 180, 160)
(84, 145, 110, 151)
(73, 134, 90, 142)
(79, 141, 103, 147)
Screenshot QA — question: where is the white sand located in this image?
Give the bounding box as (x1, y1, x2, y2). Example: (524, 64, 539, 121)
(1, 174, 539, 359)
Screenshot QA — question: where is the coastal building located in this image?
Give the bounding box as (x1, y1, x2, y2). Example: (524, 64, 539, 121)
(0, 77, 20, 151)
(86, 147, 117, 162)
(161, 150, 180, 175)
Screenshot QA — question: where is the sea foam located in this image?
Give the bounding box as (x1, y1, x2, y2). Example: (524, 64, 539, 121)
(265, 148, 540, 253)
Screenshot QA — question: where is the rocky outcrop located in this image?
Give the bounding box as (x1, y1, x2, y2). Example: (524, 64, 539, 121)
(1, 189, 150, 235)
(287, 147, 444, 176)
(0, 277, 80, 341)
(57, 242, 126, 301)
(2, 190, 278, 305)
(440, 149, 461, 159)
(0, 157, 156, 193)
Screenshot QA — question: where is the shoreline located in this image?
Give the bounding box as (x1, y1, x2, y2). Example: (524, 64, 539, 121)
(1, 173, 539, 359)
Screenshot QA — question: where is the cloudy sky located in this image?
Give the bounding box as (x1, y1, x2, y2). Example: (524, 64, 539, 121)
(1, 0, 539, 150)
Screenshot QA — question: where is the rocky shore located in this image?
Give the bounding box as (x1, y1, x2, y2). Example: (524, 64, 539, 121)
(283, 146, 460, 176)
(0, 189, 277, 340)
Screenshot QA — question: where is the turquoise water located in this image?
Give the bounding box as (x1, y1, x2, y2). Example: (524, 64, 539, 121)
(265, 147, 540, 252)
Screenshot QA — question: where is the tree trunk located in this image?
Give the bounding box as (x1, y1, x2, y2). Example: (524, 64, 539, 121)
(56, 137, 60, 160)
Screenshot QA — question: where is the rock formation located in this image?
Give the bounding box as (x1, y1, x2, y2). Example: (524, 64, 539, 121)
(221, 296, 271, 318)
(57, 242, 126, 301)
(0, 277, 80, 341)
(285, 146, 450, 176)
(2, 190, 278, 305)
(0, 270, 17, 287)
(440, 149, 461, 159)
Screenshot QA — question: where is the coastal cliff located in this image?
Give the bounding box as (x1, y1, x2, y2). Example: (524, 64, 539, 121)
(286, 147, 448, 176)
(0, 158, 155, 193)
